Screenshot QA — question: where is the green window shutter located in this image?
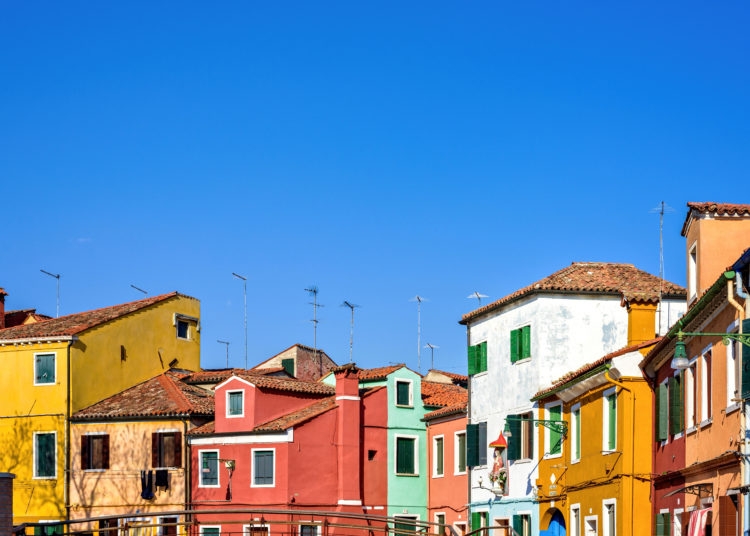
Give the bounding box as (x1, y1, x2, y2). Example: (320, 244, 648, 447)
(479, 342, 488, 373)
(435, 438, 444, 475)
(36, 354, 55, 384)
(742, 319, 750, 398)
(521, 325, 531, 359)
(471, 512, 481, 531)
(669, 376, 681, 436)
(281, 358, 295, 376)
(510, 329, 519, 363)
(229, 392, 243, 415)
(396, 382, 411, 406)
(549, 406, 562, 455)
(512, 516, 523, 535)
(457, 433, 467, 472)
(466, 424, 479, 467)
(477, 422, 487, 465)
(678, 371, 685, 433)
(574, 409, 581, 460)
(396, 438, 415, 474)
(607, 394, 616, 450)
(657, 382, 668, 441)
(468, 345, 477, 376)
(506, 415, 521, 461)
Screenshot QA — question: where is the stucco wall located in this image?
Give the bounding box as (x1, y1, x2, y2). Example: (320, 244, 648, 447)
(427, 414, 468, 529)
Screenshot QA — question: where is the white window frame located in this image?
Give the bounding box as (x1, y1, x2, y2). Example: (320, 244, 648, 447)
(602, 387, 617, 454)
(242, 523, 271, 536)
(394, 378, 414, 408)
(454, 431, 467, 475)
(157, 516, 180, 536)
(700, 348, 712, 424)
(493, 518, 511, 536)
(671, 370, 684, 441)
(727, 322, 742, 412)
(226, 389, 245, 418)
(453, 522, 467, 536)
(393, 434, 419, 476)
(688, 242, 698, 301)
(176, 319, 191, 340)
(198, 449, 220, 488)
(432, 435, 444, 478)
(516, 511, 532, 536)
(33, 431, 57, 479)
(433, 513, 446, 530)
(200, 526, 221, 536)
(571, 403, 581, 463)
(251, 447, 276, 488)
(544, 402, 563, 459)
(297, 524, 321, 536)
(570, 504, 581, 536)
(602, 498, 616, 536)
(82, 432, 109, 472)
(33, 352, 57, 386)
(685, 358, 698, 431)
(672, 508, 683, 536)
(584, 515, 598, 536)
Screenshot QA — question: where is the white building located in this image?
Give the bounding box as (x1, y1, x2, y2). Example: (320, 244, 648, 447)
(460, 262, 686, 535)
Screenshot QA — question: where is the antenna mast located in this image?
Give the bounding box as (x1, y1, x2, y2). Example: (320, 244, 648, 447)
(341, 301, 360, 361)
(410, 296, 427, 372)
(305, 286, 323, 376)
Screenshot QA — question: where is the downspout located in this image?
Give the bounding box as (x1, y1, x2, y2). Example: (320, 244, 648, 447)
(605, 372, 635, 534)
(729, 274, 748, 536)
(466, 324, 472, 530)
(65, 340, 73, 522)
(184, 419, 190, 529)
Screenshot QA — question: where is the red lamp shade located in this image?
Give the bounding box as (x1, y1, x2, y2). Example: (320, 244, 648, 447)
(489, 433, 507, 449)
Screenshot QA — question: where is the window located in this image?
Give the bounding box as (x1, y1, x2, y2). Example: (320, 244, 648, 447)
(81, 434, 109, 470)
(34, 353, 56, 385)
(281, 358, 295, 376)
(176, 320, 190, 340)
(688, 243, 697, 299)
(395, 379, 413, 407)
(669, 372, 684, 436)
(395, 436, 418, 475)
(368, 450, 377, 461)
(34, 432, 56, 478)
(571, 405, 581, 462)
(602, 389, 616, 452)
(510, 326, 531, 363)
(243, 526, 269, 536)
(227, 391, 244, 417)
(512, 514, 531, 536)
(655, 512, 671, 536)
(434, 514, 446, 536)
(671, 509, 683, 536)
(520, 412, 534, 460)
(546, 404, 562, 457)
(158, 517, 178, 536)
(466, 423, 486, 467)
(701, 350, 712, 422)
(603, 500, 616, 536)
(471, 512, 487, 531)
(570, 505, 581, 536)
(152, 432, 182, 468)
(468, 342, 487, 375)
(98, 519, 118, 536)
(686, 362, 697, 429)
(394, 515, 419, 535)
(200, 527, 220, 536)
(300, 525, 318, 536)
(34, 524, 63, 535)
(656, 380, 668, 441)
(199, 451, 219, 487)
(433, 436, 444, 477)
(727, 332, 741, 407)
(252, 449, 275, 487)
(455, 432, 466, 474)
(584, 517, 598, 536)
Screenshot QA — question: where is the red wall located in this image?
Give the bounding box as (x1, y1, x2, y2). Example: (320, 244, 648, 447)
(652, 364, 686, 514)
(427, 415, 468, 529)
(362, 387, 388, 507)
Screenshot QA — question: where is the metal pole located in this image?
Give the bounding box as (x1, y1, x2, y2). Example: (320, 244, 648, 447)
(217, 340, 230, 367)
(232, 273, 248, 369)
(41, 270, 61, 317)
(350, 306, 354, 361)
(417, 298, 421, 372)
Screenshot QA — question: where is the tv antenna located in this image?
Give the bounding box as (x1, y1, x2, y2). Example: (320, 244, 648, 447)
(130, 284, 147, 297)
(232, 273, 248, 369)
(305, 286, 324, 376)
(649, 201, 675, 333)
(467, 291, 489, 306)
(424, 343, 439, 370)
(409, 295, 428, 372)
(341, 301, 360, 361)
(40, 269, 60, 318)
(217, 340, 230, 367)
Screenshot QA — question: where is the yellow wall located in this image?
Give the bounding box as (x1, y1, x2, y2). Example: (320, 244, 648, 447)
(537, 376, 653, 535)
(0, 295, 201, 524)
(626, 302, 656, 346)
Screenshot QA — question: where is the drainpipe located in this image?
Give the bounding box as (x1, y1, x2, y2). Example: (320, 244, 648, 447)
(729, 274, 748, 536)
(604, 372, 635, 534)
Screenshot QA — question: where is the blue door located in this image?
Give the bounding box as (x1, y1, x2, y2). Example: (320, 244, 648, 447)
(540, 511, 566, 536)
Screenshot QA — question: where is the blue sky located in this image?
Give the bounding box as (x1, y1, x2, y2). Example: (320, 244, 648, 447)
(2, 2, 749, 373)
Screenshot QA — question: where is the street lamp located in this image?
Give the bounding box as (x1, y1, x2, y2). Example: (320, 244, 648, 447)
(503, 415, 568, 438)
(670, 329, 750, 371)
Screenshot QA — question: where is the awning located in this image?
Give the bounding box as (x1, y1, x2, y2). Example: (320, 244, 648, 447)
(688, 508, 711, 536)
(664, 483, 713, 498)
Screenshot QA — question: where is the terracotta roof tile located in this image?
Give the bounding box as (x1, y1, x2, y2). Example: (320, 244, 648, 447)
(532, 337, 662, 400)
(183, 368, 286, 385)
(461, 263, 686, 324)
(234, 373, 335, 395)
(253, 397, 338, 431)
(681, 202, 750, 236)
(428, 369, 468, 383)
(358, 364, 405, 381)
(73, 371, 214, 420)
(189, 420, 215, 435)
(0, 292, 191, 340)
(424, 402, 467, 421)
(421, 381, 468, 408)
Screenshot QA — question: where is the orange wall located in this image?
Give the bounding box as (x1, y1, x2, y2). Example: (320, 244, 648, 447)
(426, 415, 468, 529)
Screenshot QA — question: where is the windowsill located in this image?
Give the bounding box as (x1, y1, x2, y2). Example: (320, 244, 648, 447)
(601, 450, 617, 456)
(699, 418, 712, 429)
(395, 404, 414, 409)
(686, 426, 697, 436)
(673, 432, 684, 440)
(395, 473, 420, 477)
(726, 403, 741, 415)
(454, 470, 467, 476)
(33, 476, 57, 480)
(226, 414, 244, 418)
(154, 466, 180, 470)
(198, 484, 221, 488)
(83, 469, 107, 473)
(432, 474, 444, 479)
(177, 337, 190, 341)
(471, 371, 489, 379)
(513, 458, 532, 465)
(543, 453, 562, 460)
(251, 484, 276, 488)
(513, 358, 532, 365)
(33, 382, 56, 387)
(571, 458, 580, 465)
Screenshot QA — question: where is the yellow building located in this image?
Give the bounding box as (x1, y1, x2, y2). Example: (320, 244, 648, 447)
(0, 291, 201, 525)
(532, 337, 657, 536)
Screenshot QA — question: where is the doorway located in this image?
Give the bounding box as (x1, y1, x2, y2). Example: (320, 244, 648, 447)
(540, 510, 566, 536)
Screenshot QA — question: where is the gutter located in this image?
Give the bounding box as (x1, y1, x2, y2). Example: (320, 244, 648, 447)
(531, 364, 611, 401)
(605, 372, 635, 534)
(0, 335, 75, 345)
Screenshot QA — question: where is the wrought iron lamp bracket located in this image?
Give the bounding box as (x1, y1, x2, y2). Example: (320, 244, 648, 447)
(506, 416, 568, 438)
(678, 330, 750, 348)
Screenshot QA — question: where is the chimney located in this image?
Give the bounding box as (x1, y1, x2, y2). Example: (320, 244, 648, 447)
(682, 203, 750, 302)
(626, 300, 657, 346)
(333, 364, 362, 509)
(0, 473, 15, 535)
(0, 289, 7, 330)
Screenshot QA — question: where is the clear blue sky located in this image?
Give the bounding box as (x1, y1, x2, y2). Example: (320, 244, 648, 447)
(2, 2, 749, 373)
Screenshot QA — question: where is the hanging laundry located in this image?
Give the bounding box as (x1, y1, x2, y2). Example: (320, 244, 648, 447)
(140, 470, 154, 500)
(155, 469, 169, 491)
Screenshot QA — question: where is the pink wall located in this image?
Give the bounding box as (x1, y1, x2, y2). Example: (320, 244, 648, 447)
(427, 415, 467, 529)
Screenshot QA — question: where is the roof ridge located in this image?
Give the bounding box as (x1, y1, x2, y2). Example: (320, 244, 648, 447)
(156, 374, 193, 413)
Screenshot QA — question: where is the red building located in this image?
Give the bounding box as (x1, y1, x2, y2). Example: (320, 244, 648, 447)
(188, 365, 389, 536)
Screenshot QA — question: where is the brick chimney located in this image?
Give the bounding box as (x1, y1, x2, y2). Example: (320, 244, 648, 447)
(682, 203, 750, 302)
(333, 364, 362, 509)
(0, 289, 7, 330)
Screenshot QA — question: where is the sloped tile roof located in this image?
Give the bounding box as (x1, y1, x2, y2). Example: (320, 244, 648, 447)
(358, 364, 405, 381)
(532, 337, 662, 400)
(421, 381, 468, 408)
(681, 202, 750, 236)
(73, 370, 214, 420)
(424, 401, 467, 421)
(189, 420, 215, 435)
(0, 292, 191, 340)
(253, 397, 338, 431)
(461, 263, 686, 324)
(234, 373, 335, 395)
(182, 367, 287, 385)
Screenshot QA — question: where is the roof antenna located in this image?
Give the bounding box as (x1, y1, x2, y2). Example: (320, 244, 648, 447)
(467, 291, 488, 306)
(40, 269, 60, 318)
(341, 301, 360, 362)
(424, 343, 439, 370)
(650, 201, 674, 334)
(409, 296, 428, 373)
(130, 284, 147, 297)
(217, 340, 230, 367)
(305, 286, 324, 377)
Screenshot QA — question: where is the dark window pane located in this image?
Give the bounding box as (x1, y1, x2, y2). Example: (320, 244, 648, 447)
(254, 450, 274, 485)
(201, 452, 218, 486)
(396, 438, 415, 474)
(396, 382, 411, 406)
(36, 354, 55, 384)
(36, 433, 55, 477)
(229, 392, 243, 415)
(300, 526, 317, 536)
(177, 321, 189, 339)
